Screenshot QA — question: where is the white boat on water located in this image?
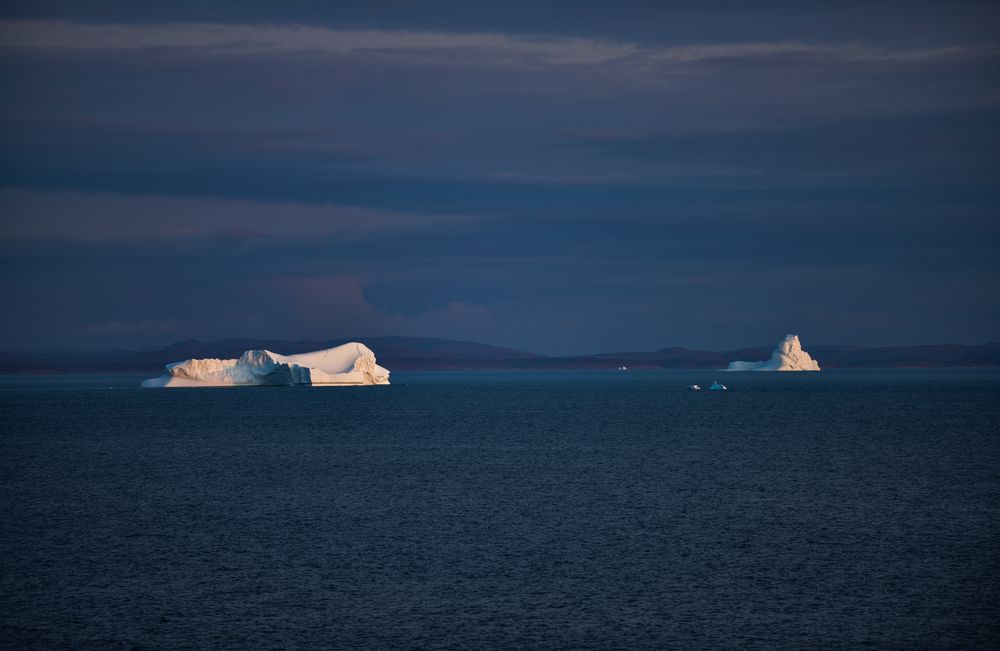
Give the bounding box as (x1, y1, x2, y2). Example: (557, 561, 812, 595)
(690, 384, 701, 390)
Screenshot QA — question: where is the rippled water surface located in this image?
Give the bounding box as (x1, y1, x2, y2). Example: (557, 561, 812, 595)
(2, 370, 999, 648)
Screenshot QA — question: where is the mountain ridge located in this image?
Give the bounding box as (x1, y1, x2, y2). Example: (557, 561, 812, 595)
(1, 337, 998, 373)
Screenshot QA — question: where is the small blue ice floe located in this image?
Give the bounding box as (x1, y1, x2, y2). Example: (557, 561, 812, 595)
(709, 380, 727, 391)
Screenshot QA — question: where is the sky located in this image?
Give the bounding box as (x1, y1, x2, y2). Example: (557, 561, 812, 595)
(0, 1, 998, 354)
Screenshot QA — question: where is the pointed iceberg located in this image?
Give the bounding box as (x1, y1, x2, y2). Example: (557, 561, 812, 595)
(141, 342, 390, 387)
(726, 334, 820, 371)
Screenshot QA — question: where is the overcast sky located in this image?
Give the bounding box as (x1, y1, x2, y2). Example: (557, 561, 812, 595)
(1, 1, 998, 353)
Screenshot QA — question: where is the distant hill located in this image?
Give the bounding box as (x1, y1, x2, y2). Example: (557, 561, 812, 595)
(0, 338, 998, 373)
(553, 344, 1000, 370)
(0, 337, 543, 373)
(160, 336, 542, 360)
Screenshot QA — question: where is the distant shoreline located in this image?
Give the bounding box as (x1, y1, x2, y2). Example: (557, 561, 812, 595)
(2, 337, 998, 374)
(3, 368, 1000, 378)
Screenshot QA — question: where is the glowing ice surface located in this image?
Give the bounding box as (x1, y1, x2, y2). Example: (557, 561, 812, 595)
(141, 342, 390, 387)
(726, 335, 820, 371)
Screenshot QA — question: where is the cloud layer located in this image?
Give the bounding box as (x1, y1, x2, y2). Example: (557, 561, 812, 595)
(1, 6, 998, 352)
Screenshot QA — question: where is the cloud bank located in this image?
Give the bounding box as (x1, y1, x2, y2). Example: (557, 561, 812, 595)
(1, 6, 998, 352)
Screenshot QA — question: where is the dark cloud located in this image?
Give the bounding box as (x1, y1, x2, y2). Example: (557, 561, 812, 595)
(0, 9, 998, 352)
(2, 1, 998, 47)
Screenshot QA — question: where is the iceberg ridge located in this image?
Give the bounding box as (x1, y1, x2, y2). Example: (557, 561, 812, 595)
(726, 334, 820, 372)
(141, 342, 390, 387)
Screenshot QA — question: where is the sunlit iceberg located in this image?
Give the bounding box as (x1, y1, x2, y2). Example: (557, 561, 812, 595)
(141, 342, 390, 387)
(726, 334, 820, 371)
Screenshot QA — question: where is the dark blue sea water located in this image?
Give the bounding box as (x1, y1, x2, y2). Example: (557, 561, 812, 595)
(1, 370, 998, 649)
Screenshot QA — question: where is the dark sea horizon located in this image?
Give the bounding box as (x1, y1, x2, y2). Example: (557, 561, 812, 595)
(2, 369, 998, 649)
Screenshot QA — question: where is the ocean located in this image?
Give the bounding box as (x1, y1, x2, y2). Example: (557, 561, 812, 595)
(1, 370, 998, 648)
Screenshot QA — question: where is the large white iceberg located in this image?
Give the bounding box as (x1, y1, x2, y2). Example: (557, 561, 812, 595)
(141, 342, 390, 387)
(725, 334, 821, 371)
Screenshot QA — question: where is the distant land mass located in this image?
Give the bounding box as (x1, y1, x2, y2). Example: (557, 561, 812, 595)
(1, 337, 999, 373)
